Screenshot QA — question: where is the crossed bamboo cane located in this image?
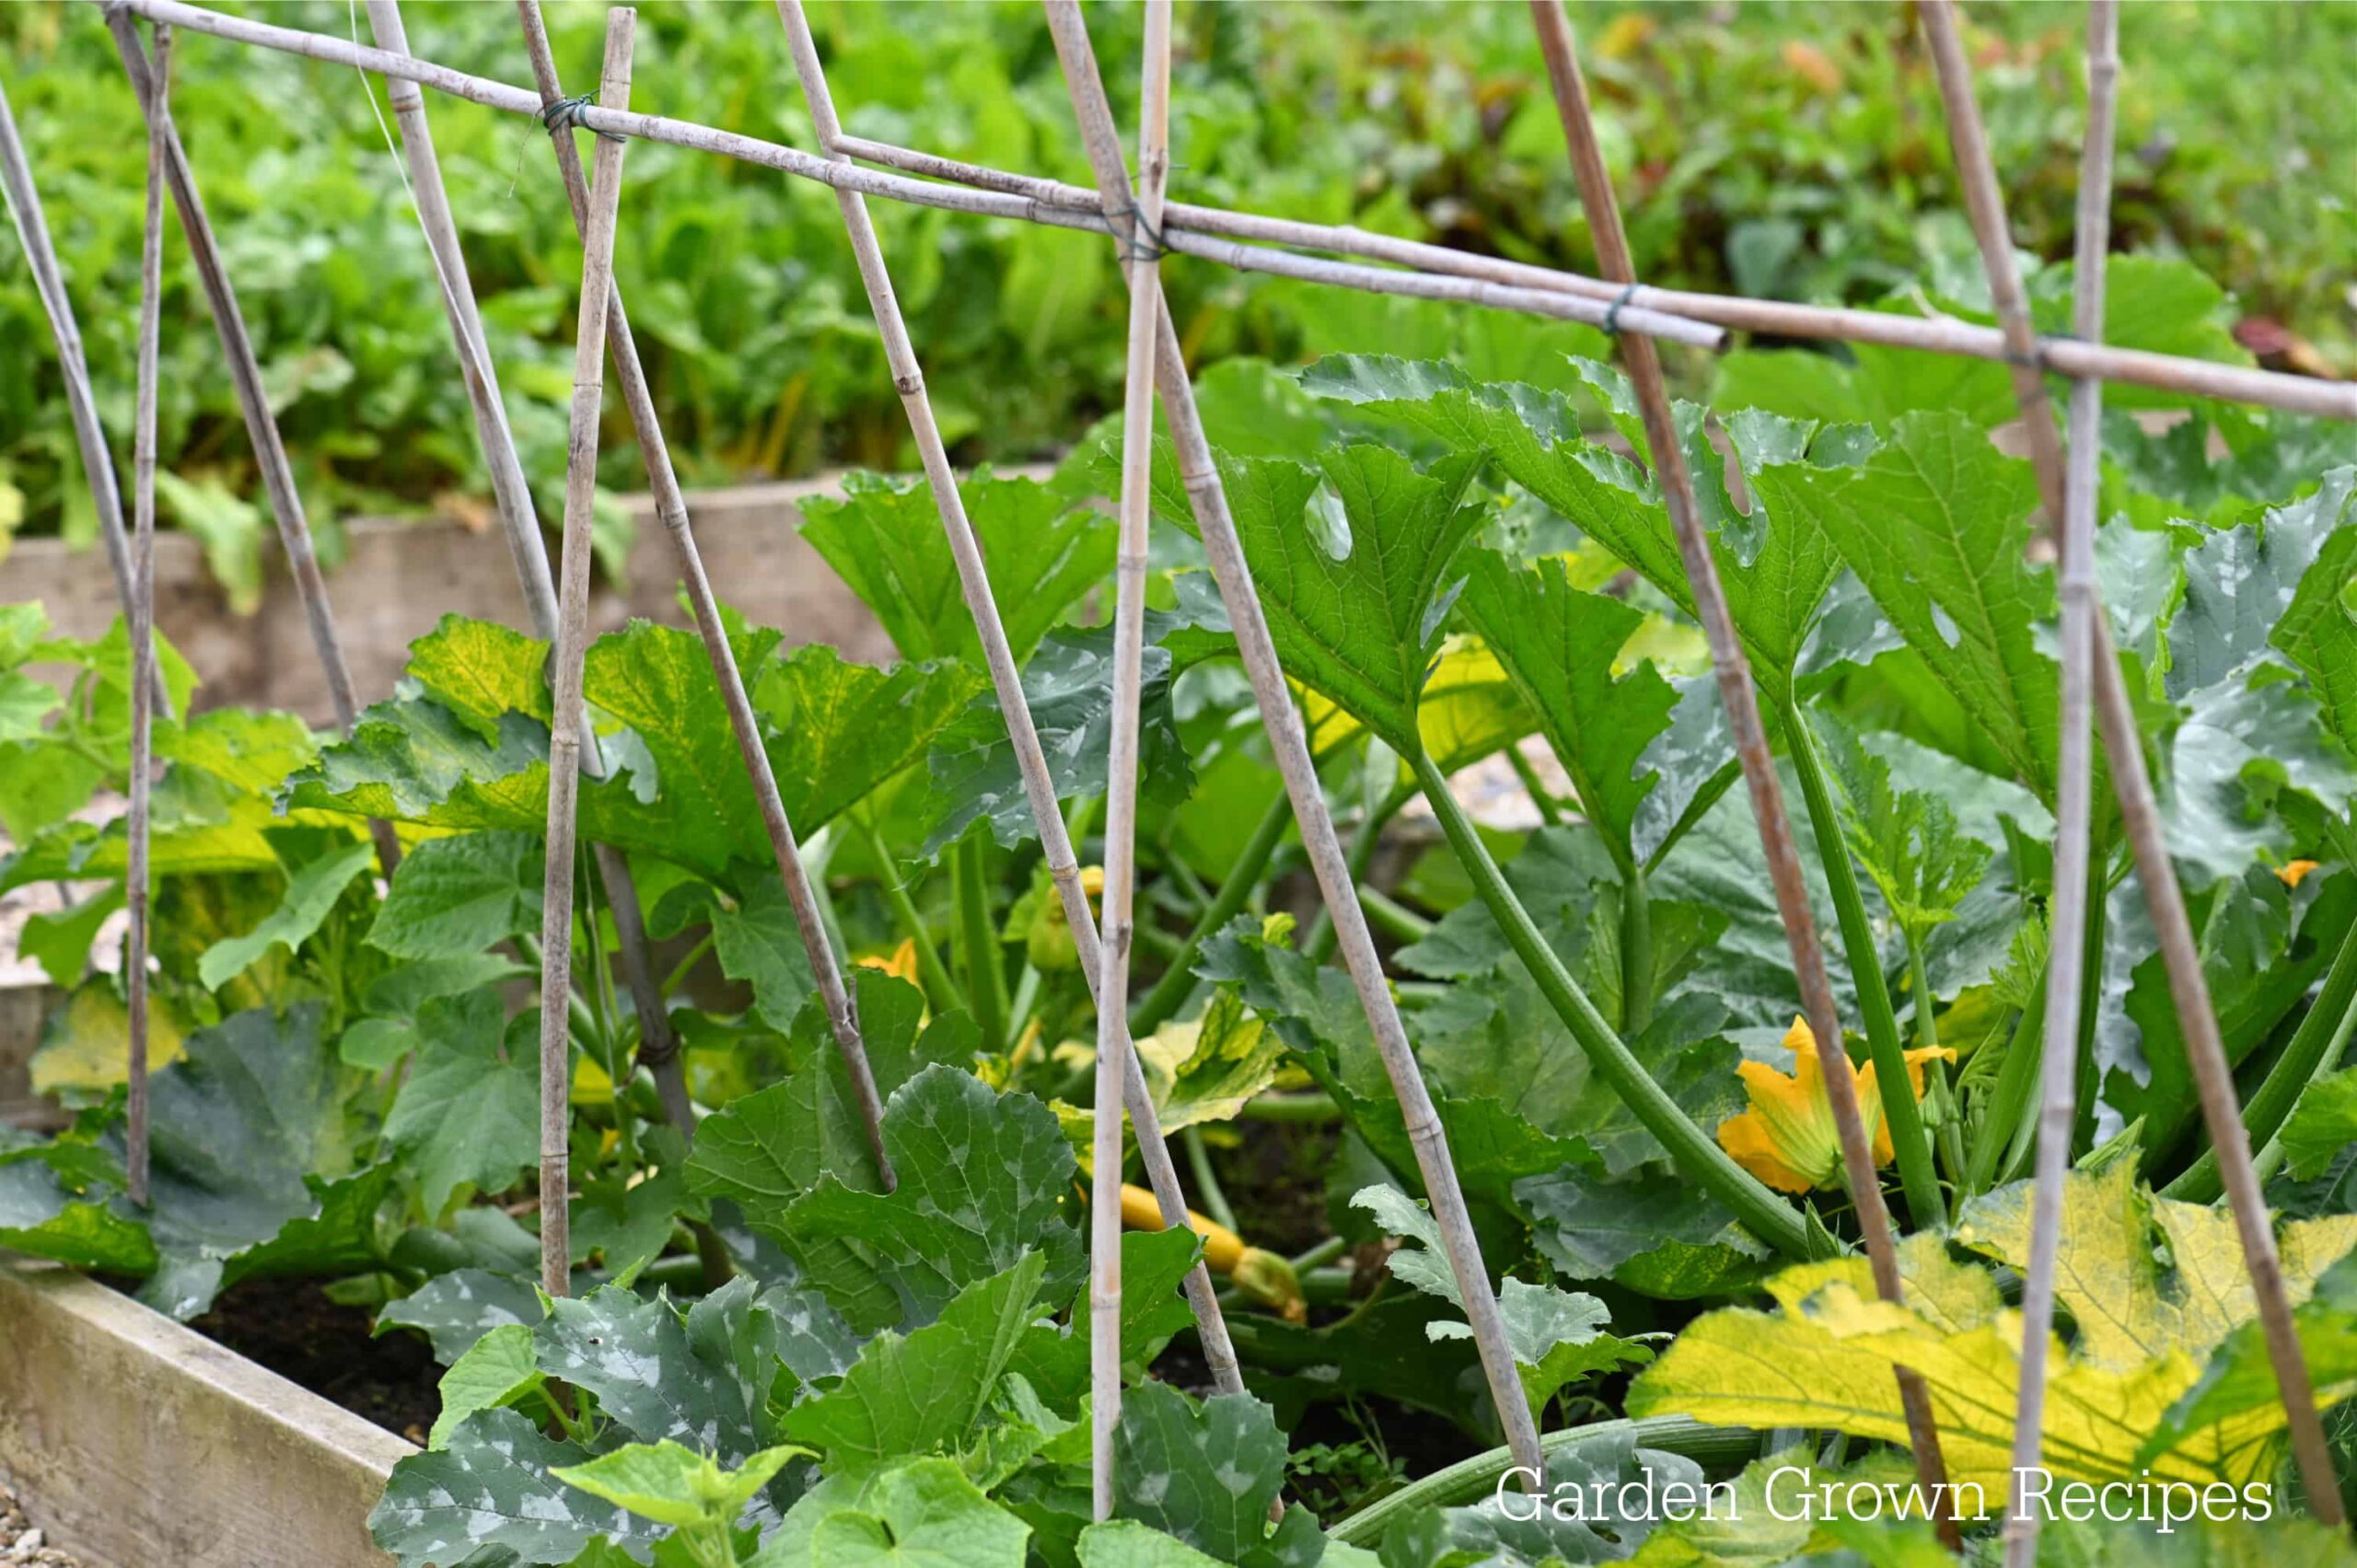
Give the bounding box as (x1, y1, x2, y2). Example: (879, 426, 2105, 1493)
(15, 0, 2346, 1537)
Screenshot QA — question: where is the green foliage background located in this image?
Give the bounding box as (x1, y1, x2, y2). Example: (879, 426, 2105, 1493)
(1, 0, 2351, 571)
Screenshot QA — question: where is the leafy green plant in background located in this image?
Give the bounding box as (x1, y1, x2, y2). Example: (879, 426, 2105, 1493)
(6, 224, 2357, 1563)
(4, 0, 2352, 581)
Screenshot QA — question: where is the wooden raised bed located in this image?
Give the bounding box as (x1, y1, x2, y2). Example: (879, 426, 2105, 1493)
(0, 1259, 412, 1568)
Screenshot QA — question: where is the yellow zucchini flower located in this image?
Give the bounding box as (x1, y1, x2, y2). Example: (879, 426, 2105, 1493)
(2279, 859, 2320, 889)
(1717, 1016, 1953, 1194)
(856, 937, 922, 988)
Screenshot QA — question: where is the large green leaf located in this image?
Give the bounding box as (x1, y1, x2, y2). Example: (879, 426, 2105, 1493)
(405, 614, 553, 739)
(1110, 1384, 1295, 1566)
(370, 1408, 654, 1568)
(382, 989, 539, 1213)
(427, 1321, 545, 1447)
(923, 621, 1194, 853)
(754, 1456, 1031, 1567)
(2280, 1065, 2357, 1181)
(1008, 1226, 1204, 1410)
(785, 1064, 1084, 1329)
(779, 1252, 1046, 1470)
(1517, 1162, 1774, 1300)
(376, 1266, 545, 1364)
(368, 830, 545, 959)
(132, 1005, 351, 1318)
(754, 645, 986, 832)
(799, 470, 1114, 665)
(536, 1283, 769, 1462)
(195, 837, 376, 990)
(1149, 443, 1487, 753)
(1751, 412, 2058, 800)
(1300, 356, 1841, 704)
(1457, 551, 1678, 860)
(686, 974, 979, 1330)
(2265, 468, 2357, 753)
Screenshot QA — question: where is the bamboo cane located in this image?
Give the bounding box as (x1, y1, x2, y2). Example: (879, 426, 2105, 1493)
(1918, 0, 2344, 1525)
(1087, 0, 1172, 1515)
(538, 6, 635, 1300)
(506, 4, 891, 1184)
(109, 0, 2357, 423)
(124, 20, 172, 1212)
(104, 9, 401, 878)
(1524, 5, 1956, 1539)
(771, 0, 1243, 1394)
(829, 129, 2354, 423)
(358, 0, 692, 1140)
(2005, 6, 2117, 1562)
(0, 79, 170, 715)
(1041, 0, 1546, 1483)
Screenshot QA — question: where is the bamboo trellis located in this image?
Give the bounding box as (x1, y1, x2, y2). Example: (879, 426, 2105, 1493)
(9, 0, 2349, 1541)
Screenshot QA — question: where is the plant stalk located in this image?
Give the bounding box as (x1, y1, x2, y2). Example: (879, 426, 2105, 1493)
(1048, 0, 1545, 1481)
(1305, 778, 1416, 964)
(1919, 0, 2341, 1525)
(124, 20, 173, 1210)
(1415, 749, 1811, 1257)
(1131, 788, 1291, 1035)
(1620, 859, 1654, 1036)
(2165, 910, 2357, 1202)
(854, 813, 959, 1015)
(1964, 969, 2048, 1198)
(956, 831, 1010, 1053)
(1783, 699, 1946, 1229)
(775, 0, 1242, 1398)
(536, 7, 635, 1299)
(1527, 4, 1954, 1536)
(106, 8, 399, 878)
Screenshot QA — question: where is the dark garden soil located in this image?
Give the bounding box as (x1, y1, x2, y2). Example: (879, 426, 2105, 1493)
(186, 1276, 442, 1446)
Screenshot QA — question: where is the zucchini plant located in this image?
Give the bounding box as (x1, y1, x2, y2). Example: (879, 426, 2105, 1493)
(3, 254, 2356, 1566)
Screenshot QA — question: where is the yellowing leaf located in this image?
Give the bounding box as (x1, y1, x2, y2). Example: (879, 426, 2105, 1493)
(30, 981, 186, 1094)
(1953, 1160, 2357, 1370)
(1299, 637, 1538, 772)
(1630, 1165, 2357, 1495)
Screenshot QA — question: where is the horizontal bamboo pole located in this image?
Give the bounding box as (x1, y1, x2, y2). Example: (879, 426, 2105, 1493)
(112, 0, 2356, 420)
(832, 131, 2355, 422)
